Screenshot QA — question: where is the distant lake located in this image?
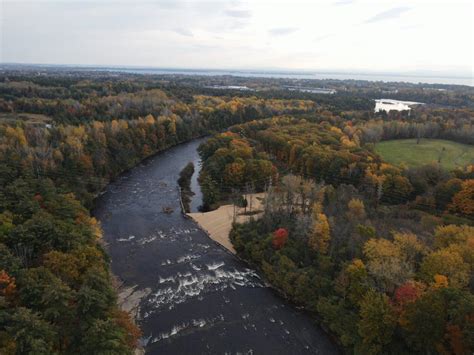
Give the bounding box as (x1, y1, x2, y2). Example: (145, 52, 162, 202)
(375, 99, 424, 112)
(97, 67, 472, 86)
(205, 85, 254, 91)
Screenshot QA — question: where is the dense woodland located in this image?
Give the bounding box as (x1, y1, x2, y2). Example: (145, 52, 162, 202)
(199, 113, 474, 353)
(0, 72, 316, 354)
(0, 69, 473, 354)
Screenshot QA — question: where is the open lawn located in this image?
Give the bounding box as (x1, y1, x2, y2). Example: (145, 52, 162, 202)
(375, 139, 474, 170)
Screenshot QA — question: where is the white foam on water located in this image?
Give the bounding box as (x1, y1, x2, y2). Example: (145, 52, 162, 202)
(169, 226, 199, 235)
(117, 235, 135, 242)
(138, 234, 158, 245)
(147, 267, 263, 312)
(159, 276, 176, 284)
(150, 314, 224, 344)
(177, 253, 201, 264)
(192, 318, 207, 327)
(190, 263, 201, 271)
(160, 259, 172, 266)
(151, 227, 198, 243)
(151, 323, 188, 343)
(206, 261, 225, 270)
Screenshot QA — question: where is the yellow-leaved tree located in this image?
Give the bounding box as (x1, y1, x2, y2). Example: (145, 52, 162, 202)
(308, 203, 330, 254)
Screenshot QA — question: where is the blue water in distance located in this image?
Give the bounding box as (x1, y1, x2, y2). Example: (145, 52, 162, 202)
(98, 67, 472, 86)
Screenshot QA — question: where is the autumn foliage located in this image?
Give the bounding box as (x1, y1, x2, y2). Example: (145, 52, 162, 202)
(3, 70, 474, 354)
(0, 270, 16, 303)
(272, 228, 289, 249)
(449, 179, 474, 217)
(225, 118, 474, 354)
(393, 281, 424, 307)
(112, 309, 142, 349)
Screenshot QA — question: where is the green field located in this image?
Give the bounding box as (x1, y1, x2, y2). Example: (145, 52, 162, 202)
(375, 139, 474, 170)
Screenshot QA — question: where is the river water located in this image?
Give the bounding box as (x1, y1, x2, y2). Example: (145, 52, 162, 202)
(93, 138, 337, 354)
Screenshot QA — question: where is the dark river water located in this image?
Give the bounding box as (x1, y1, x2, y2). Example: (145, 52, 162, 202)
(93, 139, 337, 354)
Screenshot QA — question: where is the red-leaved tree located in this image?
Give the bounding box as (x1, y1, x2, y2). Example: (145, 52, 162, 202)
(393, 281, 424, 308)
(272, 228, 289, 250)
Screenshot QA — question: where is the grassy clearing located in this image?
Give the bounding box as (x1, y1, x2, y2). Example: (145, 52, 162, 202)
(375, 139, 474, 170)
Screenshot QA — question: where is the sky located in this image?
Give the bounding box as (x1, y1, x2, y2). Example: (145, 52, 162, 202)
(1, 0, 473, 76)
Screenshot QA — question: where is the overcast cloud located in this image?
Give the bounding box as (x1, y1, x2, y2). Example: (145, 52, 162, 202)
(268, 27, 299, 36)
(1, 0, 472, 75)
(364, 7, 412, 24)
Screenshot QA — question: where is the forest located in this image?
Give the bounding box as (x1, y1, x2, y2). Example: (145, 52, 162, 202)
(0, 69, 473, 354)
(0, 71, 316, 354)
(199, 112, 474, 353)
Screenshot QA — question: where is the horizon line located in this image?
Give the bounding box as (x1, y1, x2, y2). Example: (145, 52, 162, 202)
(1, 62, 472, 86)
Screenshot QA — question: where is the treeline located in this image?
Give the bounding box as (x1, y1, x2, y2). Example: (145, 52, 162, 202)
(363, 107, 474, 145)
(0, 75, 317, 125)
(0, 93, 315, 353)
(371, 87, 474, 108)
(197, 117, 474, 353)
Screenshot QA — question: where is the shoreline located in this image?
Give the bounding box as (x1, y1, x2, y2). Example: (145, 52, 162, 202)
(112, 277, 150, 355)
(184, 193, 343, 352)
(186, 193, 266, 254)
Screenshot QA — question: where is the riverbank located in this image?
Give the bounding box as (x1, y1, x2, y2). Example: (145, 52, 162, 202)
(187, 193, 343, 351)
(187, 193, 266, 254)
(115, 281, 150, 355)
(95, 139, 338, 354)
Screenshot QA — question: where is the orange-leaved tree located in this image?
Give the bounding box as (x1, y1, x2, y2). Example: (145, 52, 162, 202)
(449, 179, 474, 217)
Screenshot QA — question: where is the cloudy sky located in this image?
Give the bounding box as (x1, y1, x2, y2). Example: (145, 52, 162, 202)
(1, 0, 473, 75)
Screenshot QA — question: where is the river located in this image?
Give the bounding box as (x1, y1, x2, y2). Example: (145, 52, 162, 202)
(93, 138, 338, 354)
